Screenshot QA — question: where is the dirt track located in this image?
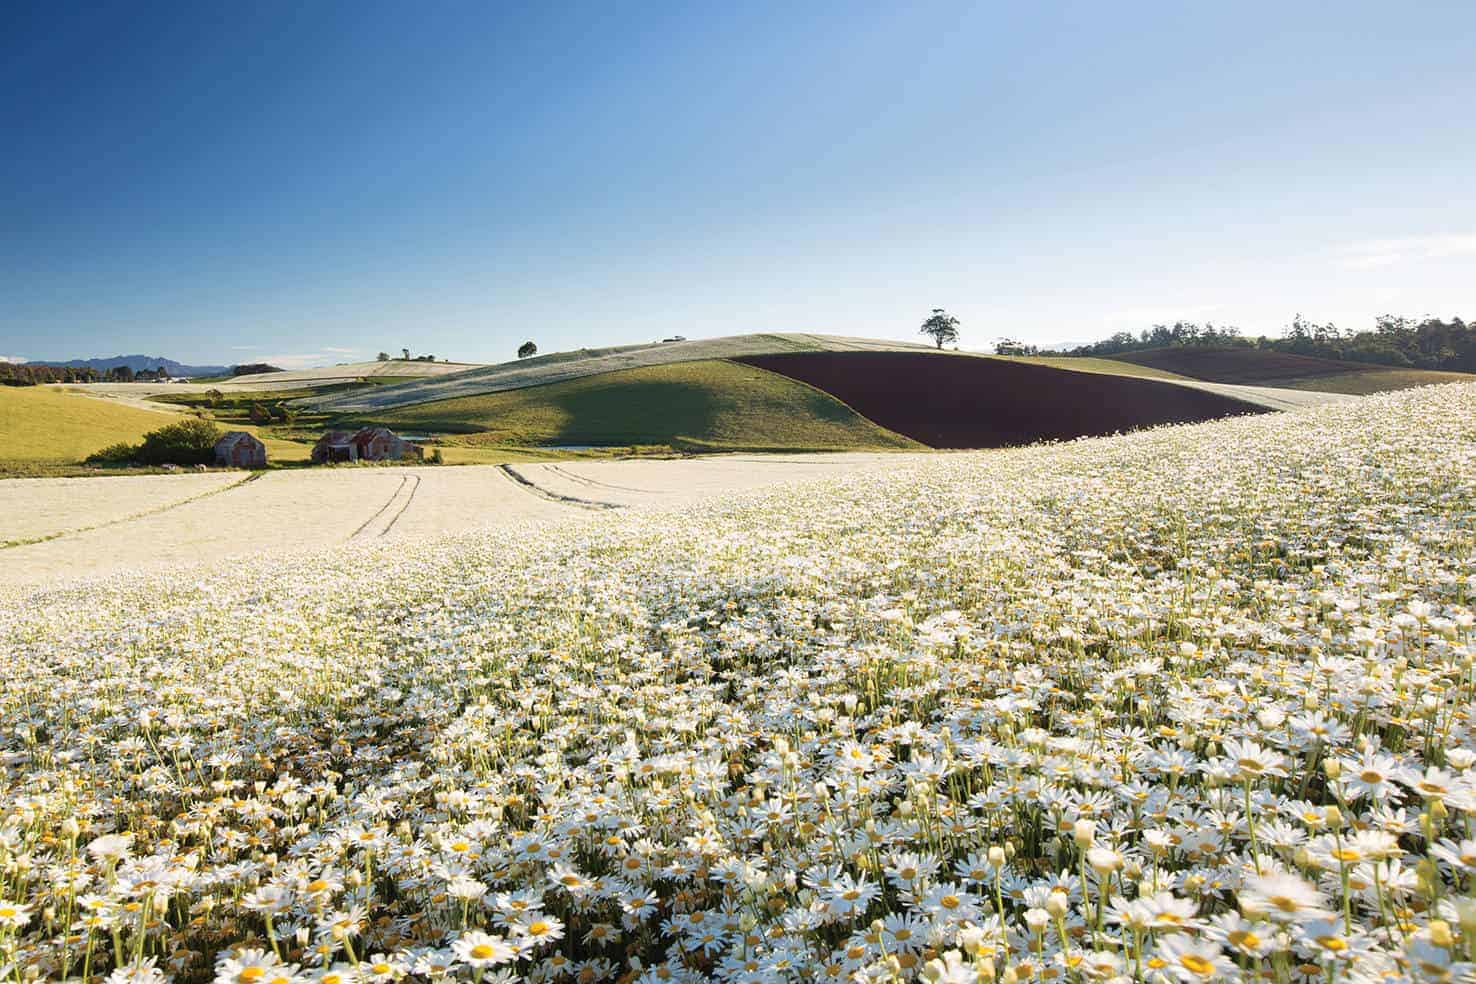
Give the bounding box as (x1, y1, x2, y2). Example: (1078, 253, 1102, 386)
(735, 352, 1266, 448)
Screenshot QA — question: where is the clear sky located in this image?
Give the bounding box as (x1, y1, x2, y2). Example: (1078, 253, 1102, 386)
(3, 1, 1473, 366)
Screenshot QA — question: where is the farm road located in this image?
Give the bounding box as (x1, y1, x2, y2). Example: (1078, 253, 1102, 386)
(0, 454, 926, 590)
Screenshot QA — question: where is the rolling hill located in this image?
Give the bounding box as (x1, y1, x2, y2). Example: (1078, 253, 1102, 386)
(0, 385, 183, 474)
(208, 359, 485, 390)
(305, 334, 945, 412)
(364, 359, 920, 452)
(1108, 347, 1471, 392)
(733, 351, 1265, 447)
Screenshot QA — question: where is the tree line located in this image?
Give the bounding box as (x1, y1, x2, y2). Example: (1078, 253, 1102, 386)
(1067, 315, 1476, 371)
(1, 363, 105, 385)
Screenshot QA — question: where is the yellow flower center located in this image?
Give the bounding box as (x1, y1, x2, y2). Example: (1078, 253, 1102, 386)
(529, 920, 550, 935)
(238, 970, 266, 984)
(1179, 954, 1214, 976)
(469, 944, 495, 960)
(1359, 770, 1382, 784)
(940, 895, 960, 909)
(1317, 936, 1347, 952)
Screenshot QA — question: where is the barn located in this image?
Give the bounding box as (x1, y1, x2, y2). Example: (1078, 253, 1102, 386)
(312, 430, 360, 463)
(312, 427, 423, 464)
(213, 431, 267, 468)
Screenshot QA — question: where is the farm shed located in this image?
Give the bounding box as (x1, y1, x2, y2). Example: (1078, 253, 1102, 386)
(312, 427, 423, 463)
(213, 431, 267, 468)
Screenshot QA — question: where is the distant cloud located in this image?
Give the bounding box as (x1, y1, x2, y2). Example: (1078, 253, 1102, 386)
(0, 355, 27, 364)
(322, 346, 358, 354)
(229, 345, 259, 351)
(1337, 234, 1476, 270)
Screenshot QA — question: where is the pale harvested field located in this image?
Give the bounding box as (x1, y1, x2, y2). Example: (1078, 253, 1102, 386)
(1171, 379, 1360, 410)
(507, 453, 926, 509)
(0, 454, 927, 589)
(0, 471, 245, 544)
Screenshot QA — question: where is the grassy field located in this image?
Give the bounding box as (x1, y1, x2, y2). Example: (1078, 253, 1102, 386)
(0, 385, 184, 475)
(0, 386, 315, 476)
(1109, 346, 1472, 391)
(366, 359, 920, 451)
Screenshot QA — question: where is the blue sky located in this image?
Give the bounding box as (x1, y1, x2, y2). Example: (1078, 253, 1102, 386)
(3, 1, 1473, 366)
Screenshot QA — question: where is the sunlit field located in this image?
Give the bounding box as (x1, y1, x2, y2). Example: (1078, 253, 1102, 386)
(2, 383, 1474, 983)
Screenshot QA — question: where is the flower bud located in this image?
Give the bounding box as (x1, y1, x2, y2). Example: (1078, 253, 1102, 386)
(1073, 819, 1095, 849)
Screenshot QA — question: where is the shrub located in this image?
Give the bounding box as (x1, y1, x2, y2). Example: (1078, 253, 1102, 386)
(134, 418, 222, 466)
(84, 441, 140, 464)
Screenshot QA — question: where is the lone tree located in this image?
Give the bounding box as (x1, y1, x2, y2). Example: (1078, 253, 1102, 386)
(518, 341, 538, 359)
(376, 352, 390, 362)
(919, 309, 961, 349)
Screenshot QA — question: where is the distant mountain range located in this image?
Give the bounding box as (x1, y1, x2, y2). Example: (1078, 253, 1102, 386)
(26, 355, 230, 377)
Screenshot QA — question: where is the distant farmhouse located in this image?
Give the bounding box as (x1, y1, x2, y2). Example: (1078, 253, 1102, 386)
(312, 427, 424, 464)
(213, 431, 267, 468)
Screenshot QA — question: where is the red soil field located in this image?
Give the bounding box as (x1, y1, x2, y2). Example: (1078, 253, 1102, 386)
(1111, 347, 1378, 384)
(733, 352, 1263, 449)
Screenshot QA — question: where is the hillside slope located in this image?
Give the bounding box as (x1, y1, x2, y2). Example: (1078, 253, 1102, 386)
(1111, 347, 1470, 392)
(307, 334, 946, 412)
(734, 351, 1264, 448)
(366, 359, 920, 451)
(213, 359, 484, 390)
(0, 386, 181, 474)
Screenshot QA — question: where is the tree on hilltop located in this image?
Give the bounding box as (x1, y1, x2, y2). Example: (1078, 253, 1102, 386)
(518, 341, 538, 359)
(920, 309, 961, 349)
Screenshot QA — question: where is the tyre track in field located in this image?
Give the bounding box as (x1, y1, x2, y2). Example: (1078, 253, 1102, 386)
(377, 474, 421, 537)
(349, 474, 421, 540)
(0, 472, 263, 550)
(544, 464, 672, 495)
(497, 464, 621, 510)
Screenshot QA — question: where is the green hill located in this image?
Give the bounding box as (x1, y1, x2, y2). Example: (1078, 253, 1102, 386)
(307, 333, 947, 412)
(363, 359, 919, 452)
(0, 386, 184, 474)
